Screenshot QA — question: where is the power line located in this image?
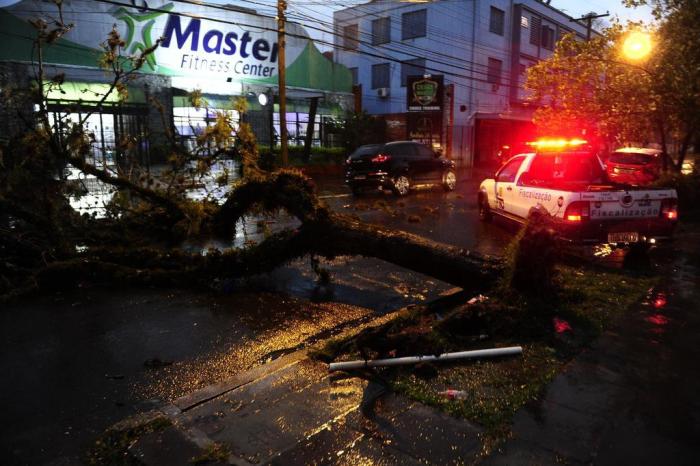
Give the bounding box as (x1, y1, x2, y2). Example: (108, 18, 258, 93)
(91, 0, 522, 95)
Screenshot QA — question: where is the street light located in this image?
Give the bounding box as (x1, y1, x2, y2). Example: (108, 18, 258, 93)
(622, 31, 653, 61)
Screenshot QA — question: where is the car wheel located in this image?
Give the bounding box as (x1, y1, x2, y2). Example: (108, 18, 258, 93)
(478, 195, 492, 222)
(442, 170, 457, 191)
(393, 175, 411, 196)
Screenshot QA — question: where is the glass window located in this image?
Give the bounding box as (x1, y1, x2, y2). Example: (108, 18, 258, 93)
(521, 16, 529, 28)
(402, 9, 427, 40)
(343, 24, 359, 50)
(609, 152, 656, 165)
(415, 144, 434, 159)
(487, 57, 502, 85)
(401, 58, 426, 87)
(541, 26, 555, 50)
(372, 17, 391, 45)
(489, 7, 505, 35)
(530, 16, 541, 45)
(371, 63, 390, 89)
(496, 156, 526, 183)
(386, 143, 418, 157)
(527, 153, 604, 185)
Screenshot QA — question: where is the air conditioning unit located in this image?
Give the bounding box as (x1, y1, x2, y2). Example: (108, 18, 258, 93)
(377, 87, 390, 98)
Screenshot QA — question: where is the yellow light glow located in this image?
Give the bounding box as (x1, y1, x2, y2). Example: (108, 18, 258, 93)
(526, 138, 588, 149)
(622, 31, 653, 61)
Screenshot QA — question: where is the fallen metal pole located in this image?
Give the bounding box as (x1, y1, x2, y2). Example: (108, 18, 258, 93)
(328, 346, 523, 372)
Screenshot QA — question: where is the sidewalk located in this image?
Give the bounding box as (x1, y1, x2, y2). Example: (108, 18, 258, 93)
(126, 232, 700, 465)
(130, 352, 483, 465)
(483, 231, 700, 466)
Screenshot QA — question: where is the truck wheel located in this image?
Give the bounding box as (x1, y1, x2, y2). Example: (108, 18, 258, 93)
(393, 175, 411, 196)
(479, 195, 492, 222)
(442, 170, 457, 191)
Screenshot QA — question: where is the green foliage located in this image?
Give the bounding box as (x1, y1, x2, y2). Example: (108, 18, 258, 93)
(324, 111, 387, 151)
(527, 3, 699, 167)
(85, 415, 172, 465)
(653, 171, 700, 215)
(500, 216, 560, 300)
(258, 145, 347, 169)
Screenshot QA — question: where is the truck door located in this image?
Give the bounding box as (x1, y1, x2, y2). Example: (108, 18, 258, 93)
(494, 156, 526, 217)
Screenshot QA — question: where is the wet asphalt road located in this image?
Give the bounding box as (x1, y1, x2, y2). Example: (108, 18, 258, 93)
(1, 169, 513, 465)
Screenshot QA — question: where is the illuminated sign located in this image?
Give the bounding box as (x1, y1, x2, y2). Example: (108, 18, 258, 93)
(4, 0, 309, 82)
(407, 75, 443, 112)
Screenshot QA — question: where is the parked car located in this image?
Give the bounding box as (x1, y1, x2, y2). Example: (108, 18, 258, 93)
(478, 140, 678, 244)
(345, 141, 457, 196)
(606, 147, 664, 186)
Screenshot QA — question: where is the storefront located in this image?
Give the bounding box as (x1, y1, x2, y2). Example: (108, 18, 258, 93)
(0, 0, 352, 160)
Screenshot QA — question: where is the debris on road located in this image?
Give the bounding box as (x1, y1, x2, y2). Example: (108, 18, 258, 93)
(328, 346, 523, 372)
(438, 389, 468, 400)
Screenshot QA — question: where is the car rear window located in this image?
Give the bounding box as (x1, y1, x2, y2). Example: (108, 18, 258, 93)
(349, 144, 381, 158)
(609, 152, 655, 165)
(527, 152, 604, 185)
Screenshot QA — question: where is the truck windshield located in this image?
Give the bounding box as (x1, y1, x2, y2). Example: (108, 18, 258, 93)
(527, 152, 604, 186)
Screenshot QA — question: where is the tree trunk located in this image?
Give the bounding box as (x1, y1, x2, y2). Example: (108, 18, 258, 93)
(303, 97, 318, 163)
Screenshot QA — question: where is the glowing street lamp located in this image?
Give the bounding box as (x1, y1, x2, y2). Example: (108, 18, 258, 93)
(622, 31, 653, 61)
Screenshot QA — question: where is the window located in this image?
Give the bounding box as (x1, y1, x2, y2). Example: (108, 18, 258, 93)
(558, 28, 570, 42)
(402, 9, 427, 40)
(349, 67, 358, 86)
(401, 58, 426, 87)
(415, 144, 434, 159)
(489, 7, 505, 35)
(541, 26, 555, 50)
(496, 156, 526, 183)
(343, 24, 359, 50)
(386, 143, 417, 157)
(372, 17, 391, 45)
(519, 63, 527, 75)
(487, 57, 502, 85)
(372, 63, 390, 89)
(529, 16, 541, 45)
(521, 16, 529, 28)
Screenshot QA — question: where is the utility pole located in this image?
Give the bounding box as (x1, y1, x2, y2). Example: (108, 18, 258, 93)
(277, 0, 288, 166)
(571, 11, 610, 41)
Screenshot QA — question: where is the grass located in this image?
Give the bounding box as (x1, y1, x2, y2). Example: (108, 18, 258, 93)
(85, 415, 172, 466)
(191, 442, 231, 465)
(313, 264, 657, 443)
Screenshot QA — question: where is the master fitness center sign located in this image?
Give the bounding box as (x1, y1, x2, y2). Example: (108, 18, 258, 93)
(2, 0, 310, 81)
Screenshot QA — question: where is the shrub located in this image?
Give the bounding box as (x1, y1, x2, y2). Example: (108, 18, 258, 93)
(257, 145, 348, 169)
(652, 172, 700, 217)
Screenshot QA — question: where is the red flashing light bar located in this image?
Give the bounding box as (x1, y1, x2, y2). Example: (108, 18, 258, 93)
(526, 138, 588, 149)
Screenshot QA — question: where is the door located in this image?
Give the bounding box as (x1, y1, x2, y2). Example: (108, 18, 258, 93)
(385, 143, 417, 177)
(414, 144, 442, 181)
(494, 156, 526, 216)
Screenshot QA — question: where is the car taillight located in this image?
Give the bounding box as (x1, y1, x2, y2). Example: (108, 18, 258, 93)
(660, 198, 678, 220)
(564, 201, 590, 222)
(371, 153, 391, 163)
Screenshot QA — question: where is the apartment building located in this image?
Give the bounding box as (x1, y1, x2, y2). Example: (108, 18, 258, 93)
(334, 0, 590, 167)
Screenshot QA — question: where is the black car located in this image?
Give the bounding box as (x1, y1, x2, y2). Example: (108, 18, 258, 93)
(345, 141, 457, 196)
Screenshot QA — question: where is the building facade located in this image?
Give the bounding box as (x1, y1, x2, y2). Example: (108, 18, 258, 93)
(334, 0, 590, 167)
(0, 0, 353, 160)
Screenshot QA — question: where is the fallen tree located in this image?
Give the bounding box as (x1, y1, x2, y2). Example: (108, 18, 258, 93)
(0, 4, 503, 302)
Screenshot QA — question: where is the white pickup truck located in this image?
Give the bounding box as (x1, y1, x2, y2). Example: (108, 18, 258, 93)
(478, 147, 678, 244)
